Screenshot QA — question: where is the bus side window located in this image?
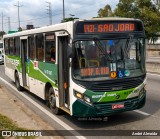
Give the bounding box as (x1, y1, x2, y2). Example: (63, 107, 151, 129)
(45, 33, 55, 63)
(4, 39, 9, 55)
(36, 34, 44, 61)
(28, 36, 35, 59)
(15, 37, 20, 57)
(10, 38, 14, 55)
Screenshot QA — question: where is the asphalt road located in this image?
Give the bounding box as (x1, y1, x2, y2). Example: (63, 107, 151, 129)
(0, 64, 160, 139)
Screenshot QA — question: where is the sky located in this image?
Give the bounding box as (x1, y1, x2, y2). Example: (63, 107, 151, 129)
(0, 0, 119, 32)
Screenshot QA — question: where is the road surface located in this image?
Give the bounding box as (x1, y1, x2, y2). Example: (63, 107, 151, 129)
(0, 64, 159, 139)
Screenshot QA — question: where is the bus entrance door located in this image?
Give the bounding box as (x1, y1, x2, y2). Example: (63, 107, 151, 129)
(58, 36, 70, 111)
(20, 37, 28, 88)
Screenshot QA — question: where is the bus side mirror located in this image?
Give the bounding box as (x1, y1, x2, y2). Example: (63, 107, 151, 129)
(67, 44, 73, 58)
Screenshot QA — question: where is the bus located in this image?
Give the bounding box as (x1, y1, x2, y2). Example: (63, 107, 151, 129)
(3, 18, 147, 117)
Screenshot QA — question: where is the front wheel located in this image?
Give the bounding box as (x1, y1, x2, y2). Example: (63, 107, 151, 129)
(15, 72, 23, 91)
(49, 87, 62, 115)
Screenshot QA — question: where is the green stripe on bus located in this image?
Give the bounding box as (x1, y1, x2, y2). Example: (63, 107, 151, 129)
(5, 55, 58, 87)
(84, 88, 135, 103)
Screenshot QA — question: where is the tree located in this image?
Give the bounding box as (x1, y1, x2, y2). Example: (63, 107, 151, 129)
(97, 0, 160, 41)
(62, 17, 79, 23)
(18, 27, 22, 31)
(113, 0, 136, 18)
(0, 31, 5, 36)
(98, 4, 113, 17)
(137, 0, 160, 41)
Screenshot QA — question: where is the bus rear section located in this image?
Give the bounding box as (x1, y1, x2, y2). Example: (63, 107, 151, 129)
(70, 18, 146, 117)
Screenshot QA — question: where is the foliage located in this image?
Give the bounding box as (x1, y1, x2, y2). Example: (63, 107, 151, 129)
(97, 0, 160, 42)
(18, 27, 22, 31)
(98, 4, 113, 17)
(62, 17, 79, 23)
(0, 31, 5, 36)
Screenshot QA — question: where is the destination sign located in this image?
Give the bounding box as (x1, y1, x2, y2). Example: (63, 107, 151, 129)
(84, 23, 135, 33)
(80, 67, 109, 77)
(76, 21, 143, 34)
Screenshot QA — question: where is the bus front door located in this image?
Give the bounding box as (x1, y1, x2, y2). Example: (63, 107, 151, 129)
(21, 38, 28, 87)
(58, 36, 70, 110)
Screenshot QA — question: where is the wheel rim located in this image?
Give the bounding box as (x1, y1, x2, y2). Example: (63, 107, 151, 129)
(49, 93, 56, 109)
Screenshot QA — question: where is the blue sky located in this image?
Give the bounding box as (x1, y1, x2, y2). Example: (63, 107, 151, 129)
(0, 0, 119, 32)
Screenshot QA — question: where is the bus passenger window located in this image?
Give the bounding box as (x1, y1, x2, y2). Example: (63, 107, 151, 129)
(4, 39, 9, 55)
(15, 37, 20, 56)
(10, 38, 14, 55)
(28, 36, 35, 59)
(36, 34, 44, 61)
(45, 33, 56, 63)
(50, 48, 55, 62)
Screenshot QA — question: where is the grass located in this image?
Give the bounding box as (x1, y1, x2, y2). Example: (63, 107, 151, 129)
(0, 113, 35, 139)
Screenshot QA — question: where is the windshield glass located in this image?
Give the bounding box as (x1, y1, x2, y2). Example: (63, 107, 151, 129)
(72, 38, 145, 81)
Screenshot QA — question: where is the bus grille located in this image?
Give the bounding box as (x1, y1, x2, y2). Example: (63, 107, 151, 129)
(89, 76, 145, 92)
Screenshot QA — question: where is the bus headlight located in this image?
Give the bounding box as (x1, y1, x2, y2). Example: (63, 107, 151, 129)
(74, 91, 92, 105)
(84, 95, 91, 104)
(75, 92, 83, 99)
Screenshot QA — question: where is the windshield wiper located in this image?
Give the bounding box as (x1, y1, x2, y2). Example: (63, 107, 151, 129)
(123, 35, 133, 57)
(93, 38, 112, 61)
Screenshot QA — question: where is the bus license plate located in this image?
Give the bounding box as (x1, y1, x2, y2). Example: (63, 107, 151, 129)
(112, 104, 124, 110)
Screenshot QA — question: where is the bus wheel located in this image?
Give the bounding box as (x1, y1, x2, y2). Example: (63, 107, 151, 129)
(15, 72, 23, 91)
(49, 87, 62, 115)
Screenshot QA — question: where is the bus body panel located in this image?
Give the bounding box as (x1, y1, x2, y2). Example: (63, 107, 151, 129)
(72, 92, 146, 117)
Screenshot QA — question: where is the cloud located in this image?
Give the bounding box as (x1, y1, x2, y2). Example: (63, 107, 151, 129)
(0, 0, 119, 32)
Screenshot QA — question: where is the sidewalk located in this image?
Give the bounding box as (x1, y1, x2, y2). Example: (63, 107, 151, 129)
(0, 84, 64, 139)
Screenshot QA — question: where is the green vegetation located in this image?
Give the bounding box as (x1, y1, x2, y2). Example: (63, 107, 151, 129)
(97, 0, 160, 42)
(0, 31, 5, 36)
(98, 4, 112, 17)
(0, 113, 35, 139)
(61, 14, 79, 22)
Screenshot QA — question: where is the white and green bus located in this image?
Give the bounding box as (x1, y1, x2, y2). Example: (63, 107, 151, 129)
(3, 18, 147, 117)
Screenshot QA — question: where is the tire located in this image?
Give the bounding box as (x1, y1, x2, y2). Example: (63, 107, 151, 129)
(48, 87, 62, 115)
(15, 72, 23, 91)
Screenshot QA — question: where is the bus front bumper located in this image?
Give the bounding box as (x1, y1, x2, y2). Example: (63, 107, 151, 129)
(72, 91, 146, 117)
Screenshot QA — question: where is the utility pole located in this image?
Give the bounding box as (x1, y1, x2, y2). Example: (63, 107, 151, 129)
(8, 17, 11, 31)
(1, 12, 4, 31)
(14, 1, 23, 30)
(63, 0, 65, 21)
(46, 1, 52, 25)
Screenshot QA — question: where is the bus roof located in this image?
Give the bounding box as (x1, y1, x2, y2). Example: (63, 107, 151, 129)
(3, 21, 73, 38)
(85, 17, 141, 21)
(3, 17, 142, 38)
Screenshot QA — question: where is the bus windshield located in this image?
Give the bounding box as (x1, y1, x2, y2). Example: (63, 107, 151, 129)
(72, 38, 145, 81)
